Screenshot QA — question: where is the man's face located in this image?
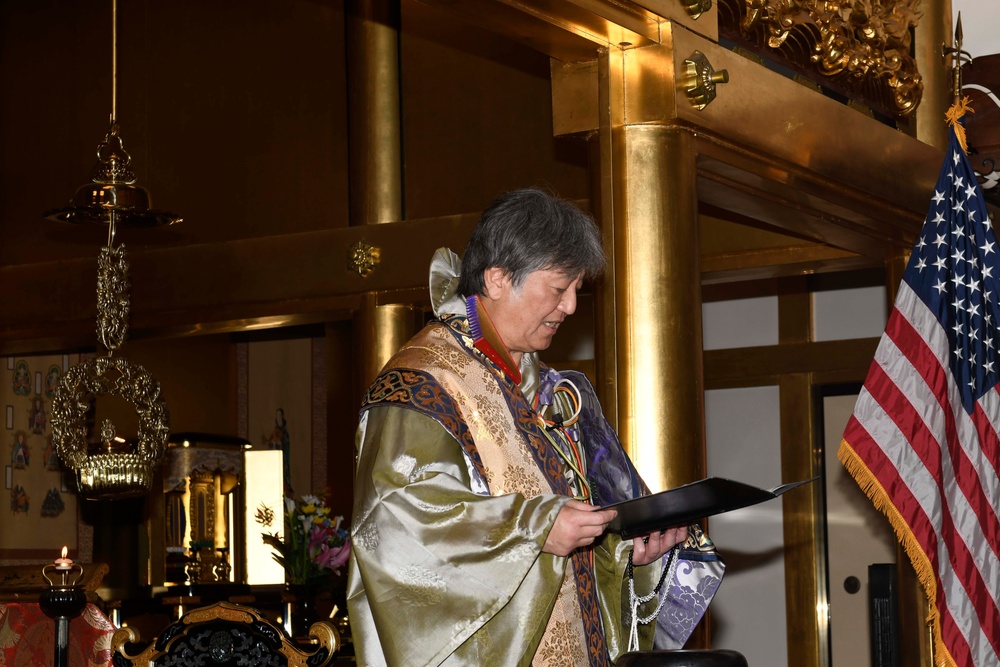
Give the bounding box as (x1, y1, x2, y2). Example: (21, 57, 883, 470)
(482, 267, 583, 359)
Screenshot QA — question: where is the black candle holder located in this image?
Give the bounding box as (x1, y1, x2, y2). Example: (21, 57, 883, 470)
(39, 563, 88, 667)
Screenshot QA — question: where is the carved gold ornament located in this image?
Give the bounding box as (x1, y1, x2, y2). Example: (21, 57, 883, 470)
(349, 240, 381, 278)
(718, 0, 922, 118)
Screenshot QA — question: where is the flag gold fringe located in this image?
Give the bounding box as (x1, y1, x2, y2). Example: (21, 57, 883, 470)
(945, 97, 975, 154)
(838, 439, 957, 667)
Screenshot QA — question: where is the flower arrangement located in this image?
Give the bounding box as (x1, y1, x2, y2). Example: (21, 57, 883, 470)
(255, 494, 350, 587)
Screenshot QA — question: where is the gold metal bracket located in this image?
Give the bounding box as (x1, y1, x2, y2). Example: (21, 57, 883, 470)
(678, 0, 712, 19)
(349, 240, 381, 278)
(682, 51, 729, 110)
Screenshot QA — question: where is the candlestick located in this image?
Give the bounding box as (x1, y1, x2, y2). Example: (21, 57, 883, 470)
(41, 554, 87, 667)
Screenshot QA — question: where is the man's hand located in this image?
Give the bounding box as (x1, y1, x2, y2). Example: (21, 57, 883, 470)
(631, 525, 688, 566)
(542, 500, 617, 557)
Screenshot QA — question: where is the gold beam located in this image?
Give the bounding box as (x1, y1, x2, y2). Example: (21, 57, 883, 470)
(0, 214, 476, 354)
(0, 205, 883, 356)
(590, 47, 625, 429)
(699, 211, 877, 280)
(416, 0, 721, 58)
(554, 27, 942, 216)
(776, 285, 828, 667)
(355, 295, 425, 391)
(701, 244, 873, 283)
(615, 126, 706, 493)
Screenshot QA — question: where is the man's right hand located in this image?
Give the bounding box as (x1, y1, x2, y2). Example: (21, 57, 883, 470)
(542, 500, 617, 556)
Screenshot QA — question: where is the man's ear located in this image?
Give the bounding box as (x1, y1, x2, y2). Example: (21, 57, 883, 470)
(482, 267, 509, 301)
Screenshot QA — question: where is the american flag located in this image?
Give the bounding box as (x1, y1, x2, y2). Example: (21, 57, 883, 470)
(840, 123, 1000, 666)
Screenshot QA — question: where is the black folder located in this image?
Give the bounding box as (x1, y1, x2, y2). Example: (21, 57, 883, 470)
(605, 477, 814, 539)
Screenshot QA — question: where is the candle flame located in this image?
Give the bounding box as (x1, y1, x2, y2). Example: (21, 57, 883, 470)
(61, 546, 68, 559)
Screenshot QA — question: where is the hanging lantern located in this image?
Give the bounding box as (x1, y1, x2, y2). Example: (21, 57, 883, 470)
(50, 236, 171, 499)
(46, 0, 176, 500)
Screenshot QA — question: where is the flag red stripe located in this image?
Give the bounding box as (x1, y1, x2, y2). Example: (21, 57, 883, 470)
(859, 365, 945, 542)
(888, 308, 1000, 563)
(882, 306, 1000, 654)
(842, 412, 941, 560)
(842, 413, 974, 667)
(865, 302, 1000, 659)
(870, 319, 945, 478)
(972, 389, 1000, 484)
(896, 295, 1000, 502)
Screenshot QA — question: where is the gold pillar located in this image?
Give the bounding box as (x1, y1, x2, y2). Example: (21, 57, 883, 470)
(777, 279, 828, 667)
(355, 294, 424, 390)
(345, 0, 419, 390)
(346, 0, 403, 226)
(594, 47, 705, 493)
(914, 0, 952, 150)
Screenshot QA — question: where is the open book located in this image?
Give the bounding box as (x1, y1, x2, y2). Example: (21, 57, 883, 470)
(604, 476, 815, 538)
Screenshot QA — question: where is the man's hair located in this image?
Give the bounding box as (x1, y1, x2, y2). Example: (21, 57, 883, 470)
(458, 188, 606, 297)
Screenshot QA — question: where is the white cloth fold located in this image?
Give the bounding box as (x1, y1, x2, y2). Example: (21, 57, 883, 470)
(428, 247, 465, 317)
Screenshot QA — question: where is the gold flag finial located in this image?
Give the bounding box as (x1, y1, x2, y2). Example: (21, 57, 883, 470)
(942, 12, 972, 106)
(942, 12, 974, 152)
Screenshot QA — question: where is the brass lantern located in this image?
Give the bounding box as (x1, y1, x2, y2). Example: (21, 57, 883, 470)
(46, 0, 177, 500)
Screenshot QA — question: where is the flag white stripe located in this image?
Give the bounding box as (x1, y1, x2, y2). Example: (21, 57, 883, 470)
(897, 285, 1000, 540)
(891, 292, 1000, 663)
(860, 288, 1000, 663)
(971, 384, 1000, 516)
(852, 385, 989, 664)
(854, 382, 996, 664)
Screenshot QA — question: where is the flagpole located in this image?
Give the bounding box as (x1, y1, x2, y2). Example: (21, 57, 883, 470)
(941, 13, 970, 107)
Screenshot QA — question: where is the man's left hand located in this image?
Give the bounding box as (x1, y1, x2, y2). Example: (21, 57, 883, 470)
(631, 525, 687, 566)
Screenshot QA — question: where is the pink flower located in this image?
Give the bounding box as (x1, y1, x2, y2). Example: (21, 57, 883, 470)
(315, 543, 351, 574)
(308, 526, 332, 552)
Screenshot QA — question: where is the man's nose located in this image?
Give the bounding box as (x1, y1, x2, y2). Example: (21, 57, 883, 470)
(559, 289, 577, 315)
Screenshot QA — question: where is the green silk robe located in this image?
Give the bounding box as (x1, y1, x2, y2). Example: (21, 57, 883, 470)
(347, 317, 664, 666)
